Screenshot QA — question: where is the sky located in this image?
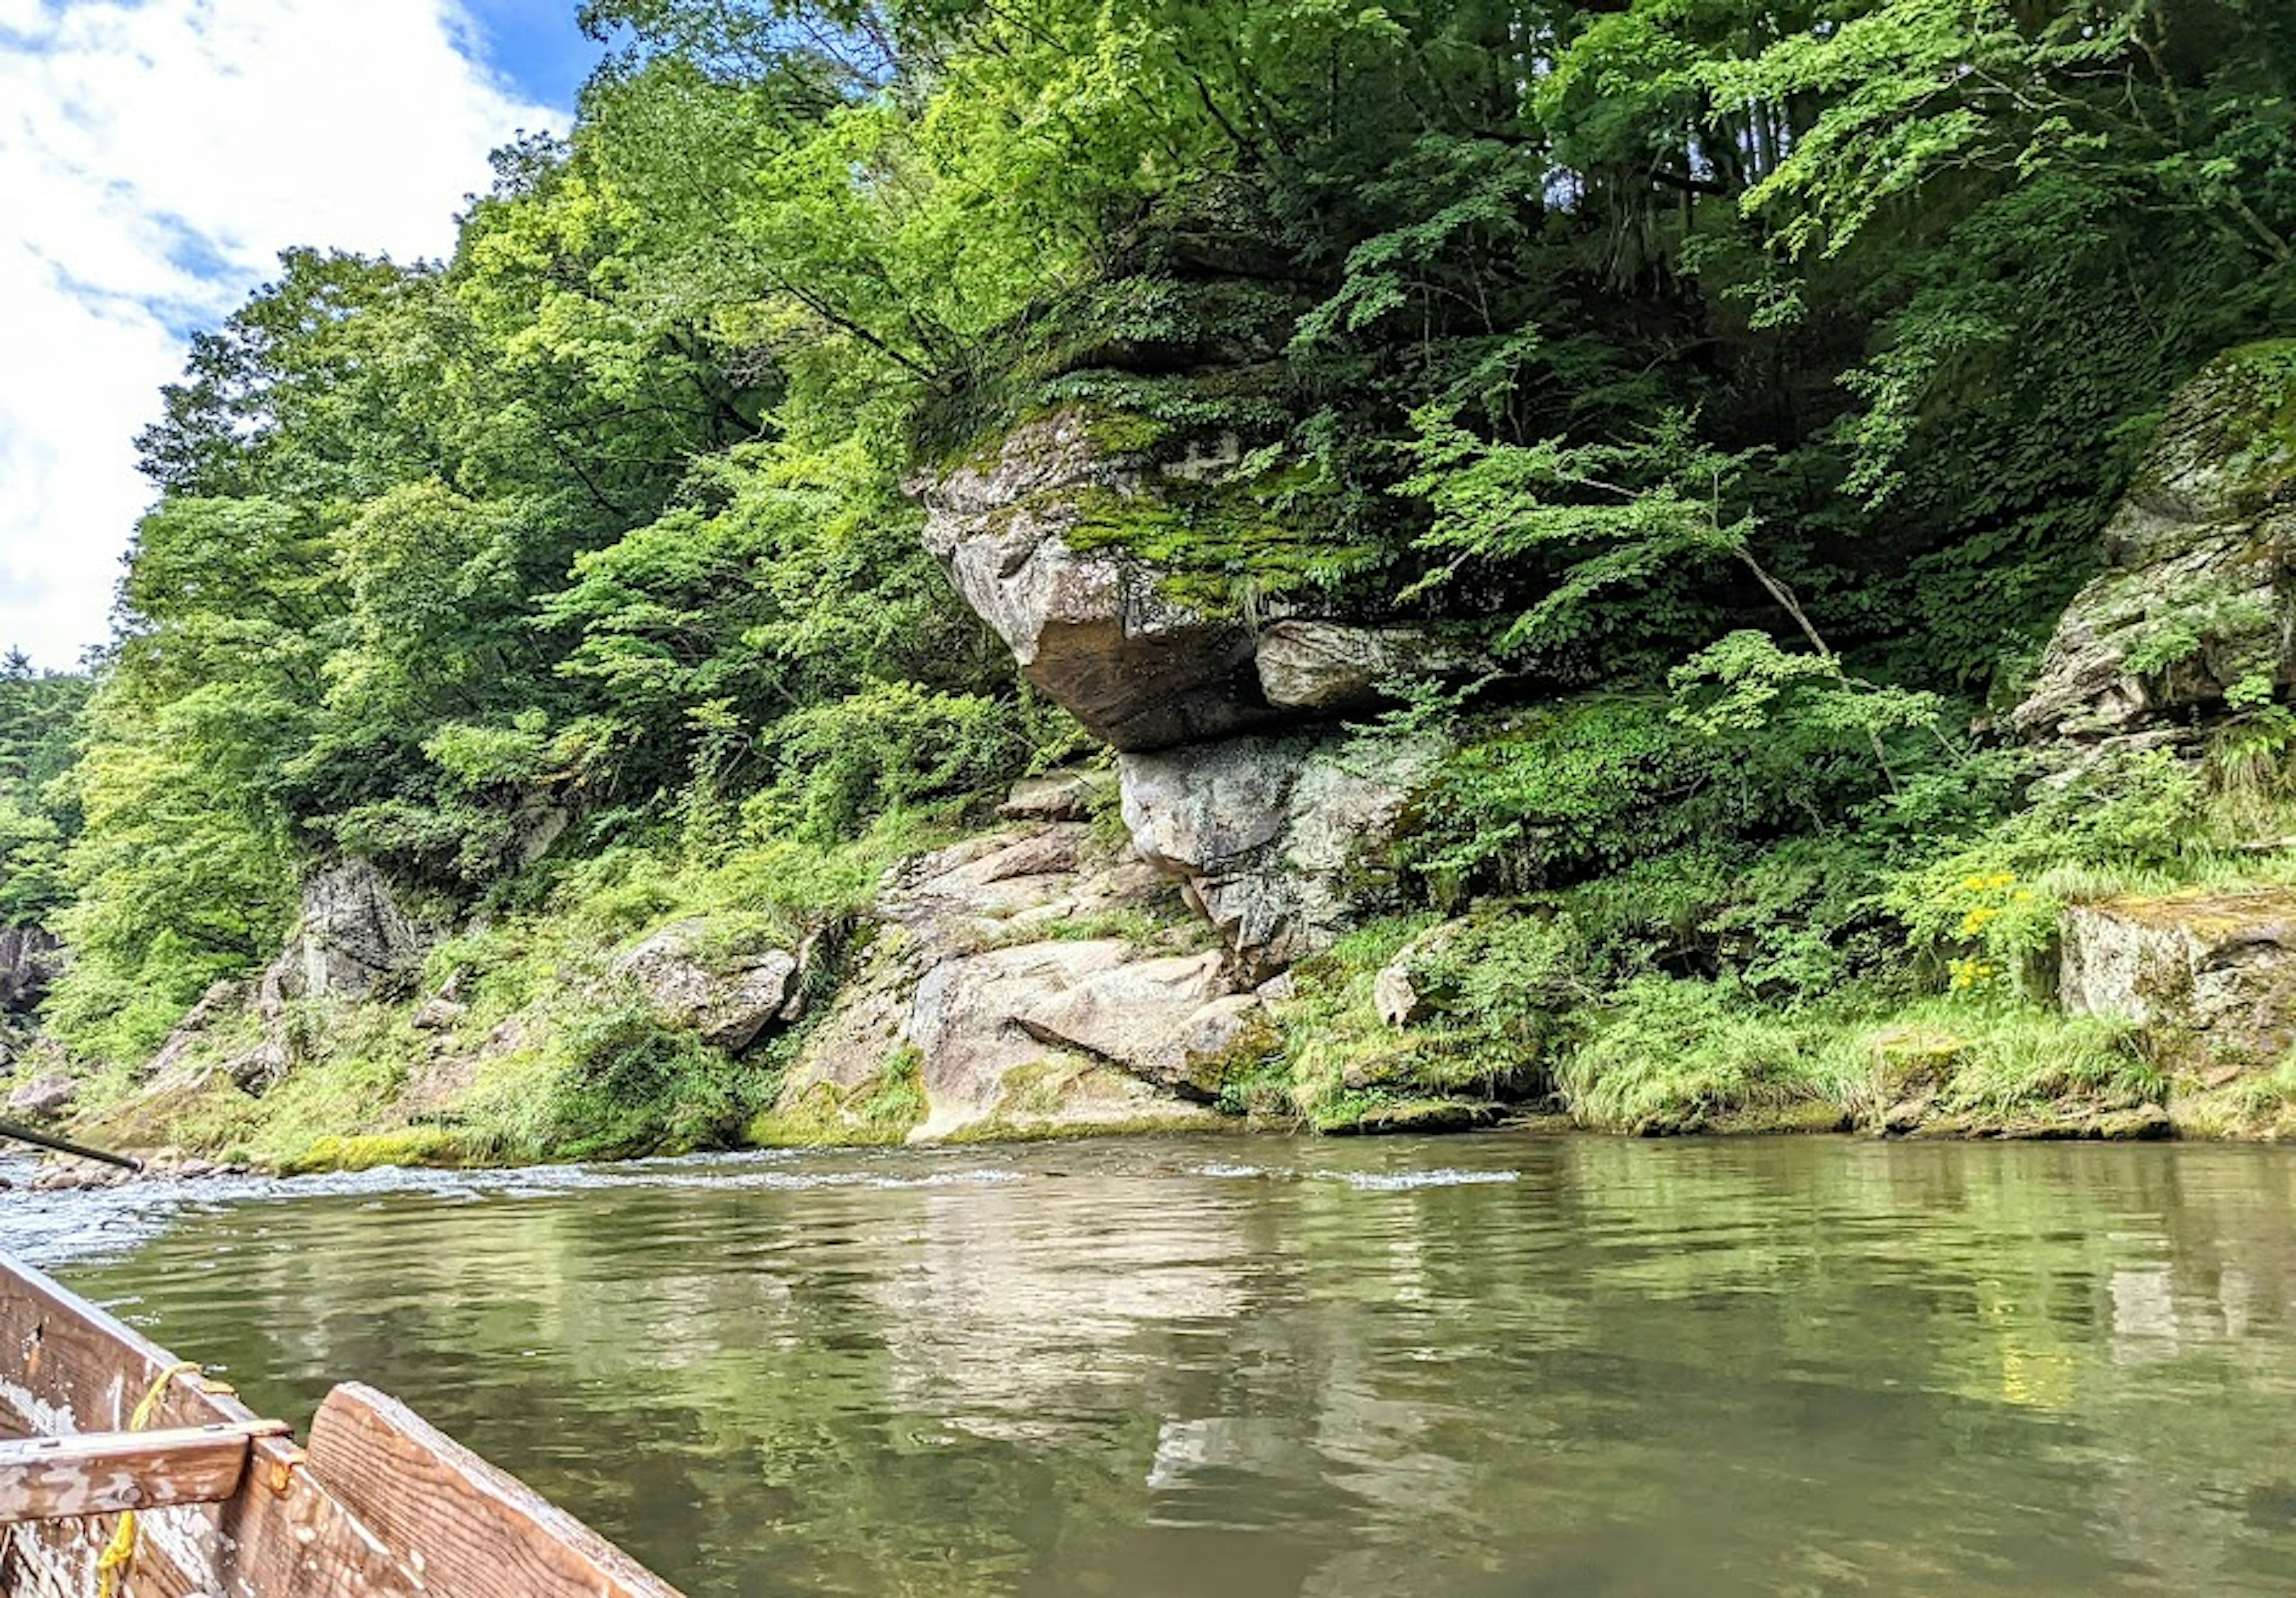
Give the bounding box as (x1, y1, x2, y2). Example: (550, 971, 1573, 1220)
(0, 0, 604, 670)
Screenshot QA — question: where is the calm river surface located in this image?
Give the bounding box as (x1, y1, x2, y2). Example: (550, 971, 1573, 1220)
(9, 1133, 2296, 1597)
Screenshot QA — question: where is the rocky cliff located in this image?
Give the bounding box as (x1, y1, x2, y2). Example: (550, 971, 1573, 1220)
(918, 403, 1450, 983)
(2014, 343, 2296, 747)
(44, 344, 2296, 1169)
(0, 926, 56, 1018)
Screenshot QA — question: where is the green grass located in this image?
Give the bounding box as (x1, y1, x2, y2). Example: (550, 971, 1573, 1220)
(1556, 985, 2161, 1138)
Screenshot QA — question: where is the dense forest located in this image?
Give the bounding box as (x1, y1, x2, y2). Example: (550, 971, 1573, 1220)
(14, 0, 2296, 1164)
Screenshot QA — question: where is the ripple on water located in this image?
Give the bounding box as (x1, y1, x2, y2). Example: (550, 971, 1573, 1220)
(0, 1147, 1028, 1270)
(20, 1135, 2296, 1598)
(1330, 1168, 1522, 1190)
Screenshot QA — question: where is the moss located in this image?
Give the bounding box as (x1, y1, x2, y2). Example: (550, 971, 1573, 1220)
(280, 1127, 497, 1174)
(2084, 885, 2296, 938)
(1058, 471, 1379, 619)
(2167, 1054, 2296, 1139)
(749, 1045, 926, 1147)
(2211, 338, 2296, 463)
(936, 1110, 1225, 1144)
(1315, 1096, 1501, 1135)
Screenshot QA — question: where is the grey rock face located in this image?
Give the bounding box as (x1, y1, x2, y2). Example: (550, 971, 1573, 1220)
(1013, 950, 1256, 1100)
(611, 922, 801, 1053)
(2060, 890, 2296, 1068)
(917, 410, 1283, 752)
(1253, 621, 1423, 713)
(146, 979, 251, 1084)
(2014, 351, 2296, 742)
(997, 768, 1114, 823)
(920, 409, 1455, 973)
(5, 1073, 74, 1120)
(1121, 731, 1439, 979)
(0, 927, 57, 1015)
(276, 859, 429, 1003)
(770, 823, 1243, 1142)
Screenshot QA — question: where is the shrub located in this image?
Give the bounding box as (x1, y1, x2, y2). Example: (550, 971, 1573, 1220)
(1555, 978, 1843, 1134)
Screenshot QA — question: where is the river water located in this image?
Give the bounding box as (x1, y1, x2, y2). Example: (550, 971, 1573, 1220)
(8, 1133, 2296, 1597)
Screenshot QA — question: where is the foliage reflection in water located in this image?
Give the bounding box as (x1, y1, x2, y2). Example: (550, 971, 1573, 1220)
(20, 1135, 2296, 1598)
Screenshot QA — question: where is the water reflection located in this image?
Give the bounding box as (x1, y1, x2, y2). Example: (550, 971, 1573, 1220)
(14, 1136, 2296, 1597)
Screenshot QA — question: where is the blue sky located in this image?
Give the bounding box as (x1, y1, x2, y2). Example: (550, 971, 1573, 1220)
(0, 1, 603, 670)
(463, 0, 603, 110)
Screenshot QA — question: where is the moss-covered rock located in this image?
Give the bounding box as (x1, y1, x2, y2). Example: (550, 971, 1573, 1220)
(2060, 888, 2296, 1071)
(915, 407, 1291, 753)
(2014, 344, 2296, 743)
(1120, 729, 1442, 979)
(761, 823, 1239, 1144)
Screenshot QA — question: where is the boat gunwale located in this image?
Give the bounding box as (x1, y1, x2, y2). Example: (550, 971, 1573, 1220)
(0, 1251, 686, 1598)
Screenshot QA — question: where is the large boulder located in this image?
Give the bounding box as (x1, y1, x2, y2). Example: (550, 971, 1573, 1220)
(2014, 346, 2296, 742)
(270, 859, 428, 1004)
(1013, 951, 1261, 1099)
(145, 979, 251, 1084)
(1120, 731, 1440, 979)
(610, 922, 801, 1053)
(0, 927, 57, 1015)
(5, 1073, 74, 1122)
(996, 768, 1115, 823)
(765, 824, 1244, 1142)
(917, 410, 1283, 751)
(1252, 621, 1485, 714)
(1254, 621, 1411, 712)
(2060, 889, 2296, 1070)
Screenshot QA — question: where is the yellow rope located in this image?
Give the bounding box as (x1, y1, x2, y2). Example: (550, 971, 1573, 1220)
(93, 1360, 201, 1598)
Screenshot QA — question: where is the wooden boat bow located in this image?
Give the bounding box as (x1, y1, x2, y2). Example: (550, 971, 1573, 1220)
(0, 1252, 685, 1597)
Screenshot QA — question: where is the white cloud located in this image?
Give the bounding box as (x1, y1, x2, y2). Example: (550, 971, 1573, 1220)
(0, 0, 555, 668)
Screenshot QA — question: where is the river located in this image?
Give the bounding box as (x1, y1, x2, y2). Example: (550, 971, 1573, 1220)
(8, 1133, 2296, 1597)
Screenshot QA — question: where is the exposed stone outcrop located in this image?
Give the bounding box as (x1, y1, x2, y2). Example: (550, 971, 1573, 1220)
(917, 399, 1463, 973)
(5, 1073, 73, 1122)
(267, 858, 429, 1005)
(997, 768, 1114, 822)
(2061, 889, 2296, 1070)
(2015, 346, 2296, 743)
(1255, 621, 1406, 712)
(1252, 621, 1468, 713)
(129, 861, 431, 1100)
(0, 927, 57, 1015)
(1120, 731, 1439, 979)
(146, 979, 250, 1084)
(918, 411, 1282, 752)
(1013, 952, 1262, 1099)
(768, 821, 1251, 1143)
(610, 922, 801, 1053)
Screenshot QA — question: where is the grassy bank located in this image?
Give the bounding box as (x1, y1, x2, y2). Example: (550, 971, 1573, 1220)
(30, 726, 2296, 1173)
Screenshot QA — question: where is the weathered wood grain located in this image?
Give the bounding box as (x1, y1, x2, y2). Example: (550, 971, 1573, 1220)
(0, 1255, 425, 1597)
(0, 1254, 686, 1598)
(0, 1422, 279, 1524)
(306, 1383, 688, 1598)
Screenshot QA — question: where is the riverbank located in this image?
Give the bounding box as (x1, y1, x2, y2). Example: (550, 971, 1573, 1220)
(19, 806, 2295, 1177)
(23, 346, 2296, 1169)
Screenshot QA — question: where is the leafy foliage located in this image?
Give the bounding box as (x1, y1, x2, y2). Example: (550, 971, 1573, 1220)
(14, 0, 2296, 1156)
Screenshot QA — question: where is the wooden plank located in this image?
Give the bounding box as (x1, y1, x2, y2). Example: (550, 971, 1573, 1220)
(0, 1422, 279, 1524)
(0, 1254, 430, 1598)
(306, 1382, 688, 1598)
